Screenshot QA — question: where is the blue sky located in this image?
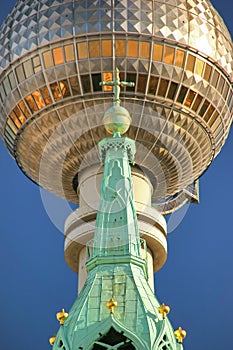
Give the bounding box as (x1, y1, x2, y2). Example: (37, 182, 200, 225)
(0, 1, 232, 350)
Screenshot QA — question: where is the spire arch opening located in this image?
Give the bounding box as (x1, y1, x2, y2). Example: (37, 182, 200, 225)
(91, 327, 136, 350)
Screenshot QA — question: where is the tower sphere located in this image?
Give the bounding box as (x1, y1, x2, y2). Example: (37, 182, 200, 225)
(0, 0, 232, 206)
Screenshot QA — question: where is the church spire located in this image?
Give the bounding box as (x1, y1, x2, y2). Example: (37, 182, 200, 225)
(51, 70, 186, 350)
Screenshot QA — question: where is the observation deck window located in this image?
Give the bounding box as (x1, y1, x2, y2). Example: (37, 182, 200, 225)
(211, 70, 219, 87)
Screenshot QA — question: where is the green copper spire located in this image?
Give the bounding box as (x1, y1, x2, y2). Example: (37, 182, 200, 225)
(51, 71, 185, 350)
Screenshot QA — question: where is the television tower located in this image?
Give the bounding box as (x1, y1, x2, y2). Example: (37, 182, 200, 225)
(0, 0, 232, 348)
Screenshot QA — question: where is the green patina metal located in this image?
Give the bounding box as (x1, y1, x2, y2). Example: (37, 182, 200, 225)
(52, 71, 183, 350)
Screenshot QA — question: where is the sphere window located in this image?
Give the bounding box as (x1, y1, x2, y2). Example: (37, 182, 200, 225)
(199, 100, 210, 117)
(186, 54, 195, 72)
(64, 44, 75, 62)
(203, 104, 215, 122)
(126, 73, 136, 91)
(8, 72, 16, 90)
(9, 112, 21, 129)
(40, 86, 52, 105)
(33, 55, 42, 73)
(194, 58, 205, 77)
(163, 46, 175, 65)
(69, 76, 81, 95)
(81, 75, 91, 93)
(128, 40, 139, 57)
(211, 70, 219, 88)
(158, 79, 169, 97)
(50, 83, 63, 101)
(177, 86, 188, 103)
(153, 43, 163, 61)
(32, 90, 46, 109)
(140, 41, 150, 59)
(203, 63, 212, 81)
(102, 72, 113, 91)
(3, 77, 11, 95)
(77, 42, 88, 59)
(175, 49, 185, 68)
(102, 40, 112, 56)
(18, 101, 30, 118)
(89, 40, 100, 58)
(23, 59, 33, 78)
(92, 73, 102, 91)
(137, 74, 147, 93)
(13, 106, 26, 124)
(167, 82, 178, 100)
(6, 118, 18, 134)
(25, 95, 38, 113)
(53, 47, 64, 65)
(148, 76, 159, 94)
(16, 64, 25, 83)
(43, 50, 53, 69)
(192, 94, 203, 112)
(116, 40, 126, 56)
(184, 90, 196, 108)
(59, 80, 71, 98)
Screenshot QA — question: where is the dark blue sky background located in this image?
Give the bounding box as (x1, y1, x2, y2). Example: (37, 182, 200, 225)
(0, 1, 232, 349)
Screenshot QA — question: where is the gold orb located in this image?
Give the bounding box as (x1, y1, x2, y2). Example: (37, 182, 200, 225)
(103, 105, 131, 135)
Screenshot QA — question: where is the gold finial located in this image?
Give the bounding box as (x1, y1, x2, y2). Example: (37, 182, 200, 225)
(158, 303, 170, 319)
(56, 308, 69, 325)
(100, 67, 134, 104)
(174, 327, 187, 343)
(49, 334, 56, 346)
(106, 298, 118, 314)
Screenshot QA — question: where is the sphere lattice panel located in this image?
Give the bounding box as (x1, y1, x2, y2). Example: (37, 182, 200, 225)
(0, 0, 232, 204)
